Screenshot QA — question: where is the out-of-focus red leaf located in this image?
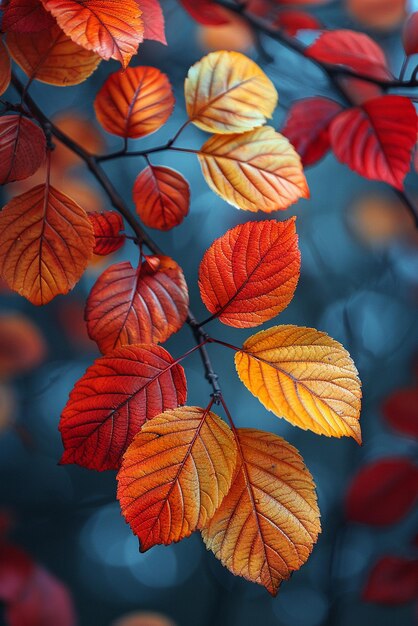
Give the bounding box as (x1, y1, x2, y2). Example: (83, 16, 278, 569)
(329, 96, 417, 190)
(6, 565, 76, 626)
(57, 299, 95, 350)
(112, 613, 176, 626)
(275, 10, 321, 35)
(383, 388, 418, 439)
(348, 0, 407, 31)
(0, 115, 46, 184)
(179, 0, 231, 25)
(306, 30, 392, 81)
(137, 0, 166, 44)
(282, 97, 343, 166)
(346, 458, 418, 526)
(0, 40, 11, 96)
(363, 556, 418, 605)
(88, 211, 126, 256)
(59, 344, 187, 471)
(0, 314, 46, 378)
(403, 12, 418, 56)
(2, 0, 55, 32)
(0, 544, 34, 603)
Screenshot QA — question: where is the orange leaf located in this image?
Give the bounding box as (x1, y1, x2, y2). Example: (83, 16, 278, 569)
(59, 344, 187, 471)
(347, 0, 406, 31)
(0, 115, 46, 184)
(198, 126, 309, 212)
(94, 66, 174, 138)
(0, 40, 11, 96)
(117, 406, 237, 550)
(0, 313, 46, 378)
(185, 50, 278, 134)
(0, 184, 95, 304)
(7, 23, 101, 85)
(41, 0, 143, 67)
(235, 325, 362, 442)
(85, 256, 189, 353)
(88, 211, 126, 255)
(133, 165, 190, 231)
(202, 428, 321, 595)
(198, 219, 300, 327)
(2, 0, 55, 33)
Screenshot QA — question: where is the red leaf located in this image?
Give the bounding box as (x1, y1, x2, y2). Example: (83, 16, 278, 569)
(179, 0, 230, 25)
(346, 458, 418, 526)
(0, 544, 34, 603)
(282, 97, 343, 166)
(6, 565, 76, 626)
(383, 388, 418, 439)
(0, 115, 46, 184)
(85, 256, 189, 353)
(0, 40, 11, 97)
(275, 11, 321, 35)
(363, 556, 418, 605)
(403, 12, 418, 56)
(306, 30, 392, 81)
(137, 0, 166, 45)
(133, 165, 190, 231)
(2, 0, 55, 32)
(59, 344, 187, 471)
(0, 313, 46, 378)
(329, 96, 417, 190)
(88, 211, 126, 256)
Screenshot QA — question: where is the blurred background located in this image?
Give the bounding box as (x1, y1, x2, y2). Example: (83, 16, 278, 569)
(0, 0, 417, 624)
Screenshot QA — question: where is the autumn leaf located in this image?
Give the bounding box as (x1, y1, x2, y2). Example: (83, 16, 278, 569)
(383, 388, 418, 439)
(185, 50, 278, 134)
(235, 325, 362, 442)
(363, 557, 418, 605)
(0, 184, 94, 304)
(94, 66, 174, 138)
(59, 343, 187, 471)
(403, 12, 418, 56)
(348, 0, 406, 31)
(0, 40, 11, 96)
(198, 126, 309, 212)
(7, 23, 101, 86)
(281, 98, 343, 166)
(179, 0, 230, 25)
(329, 96, 417, 190)
(2, 0, 55, 33)
(85, 256, 189, 353)
(275, 10, 321, 35)
(202, 428, 321, 595)
(0, 115, 46, 184)
(138, 0, 167, 45)
(88, 211, 126, 256)
(41, 0, 143, 67)
(0, 313, 46, 378)
(133, 165, 190, 231)
(117, 406, 237, 550)
(198, 219, 300, 327)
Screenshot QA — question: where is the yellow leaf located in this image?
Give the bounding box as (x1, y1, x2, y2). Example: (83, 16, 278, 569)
(234, 325, 362, 442)
(117, 406, 237, 551)
(185, 50, 278, 134)
(202, 428, 321, 595)
(198, 126, 309, 212)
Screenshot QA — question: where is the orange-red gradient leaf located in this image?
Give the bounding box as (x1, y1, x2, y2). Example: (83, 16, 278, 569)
(85, 256, 189, 353)
(198, 126, 309, 212)
(133, 165, 190, 231)
(7, 24, 101, 85)
(202, 429, 321, 595)
(0, 115, 46, 184)
(0, 184, 95, 304)
(117, 406, 237, 550)
(88, 211, 126, 255)
(41, 0, 143, 67)
(94, 66, 174, 138)
(185, 50, 278, 134)
(198, 219, 300, 327)
(329, 96, 417, 190)
(282, 97, 343, 166)
(139, 0, 166, 45)
(235, 325, 362, 442)
(2, 0, 55, 33)
(0, 40, 11, 96)
(59, 343, 187, 471)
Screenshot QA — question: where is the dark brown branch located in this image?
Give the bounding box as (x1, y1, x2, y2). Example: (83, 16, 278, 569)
(10, 73, 221, 399)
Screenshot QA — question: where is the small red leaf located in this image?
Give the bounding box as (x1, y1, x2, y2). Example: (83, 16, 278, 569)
(403, 12, 418, 56)
(138, 0, 166, 45)
(0, 115, 46, 184)
(275, 11, 321, 35)
(88, 211, 126, 256)
(0, 544, 34, 603)
(59, 344, 187, 471)
(2, 0, 55, 33)
(383, 388, 418, 439)
(346, 458, 418, 526)
(363, 556, 418, 605)
(282, 97, 343, 166)
(329, 96, 417, 190)
(179, 0, 230, 25)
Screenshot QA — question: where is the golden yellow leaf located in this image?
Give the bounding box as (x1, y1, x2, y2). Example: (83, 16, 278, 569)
(198, 126, 309, 212)
(202, 428, 321, 595)
(185, 50, 278, 134)
(234, 325, 362, 442)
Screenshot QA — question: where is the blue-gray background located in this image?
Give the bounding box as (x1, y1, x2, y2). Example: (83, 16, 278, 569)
(1, 1, 417, 625)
